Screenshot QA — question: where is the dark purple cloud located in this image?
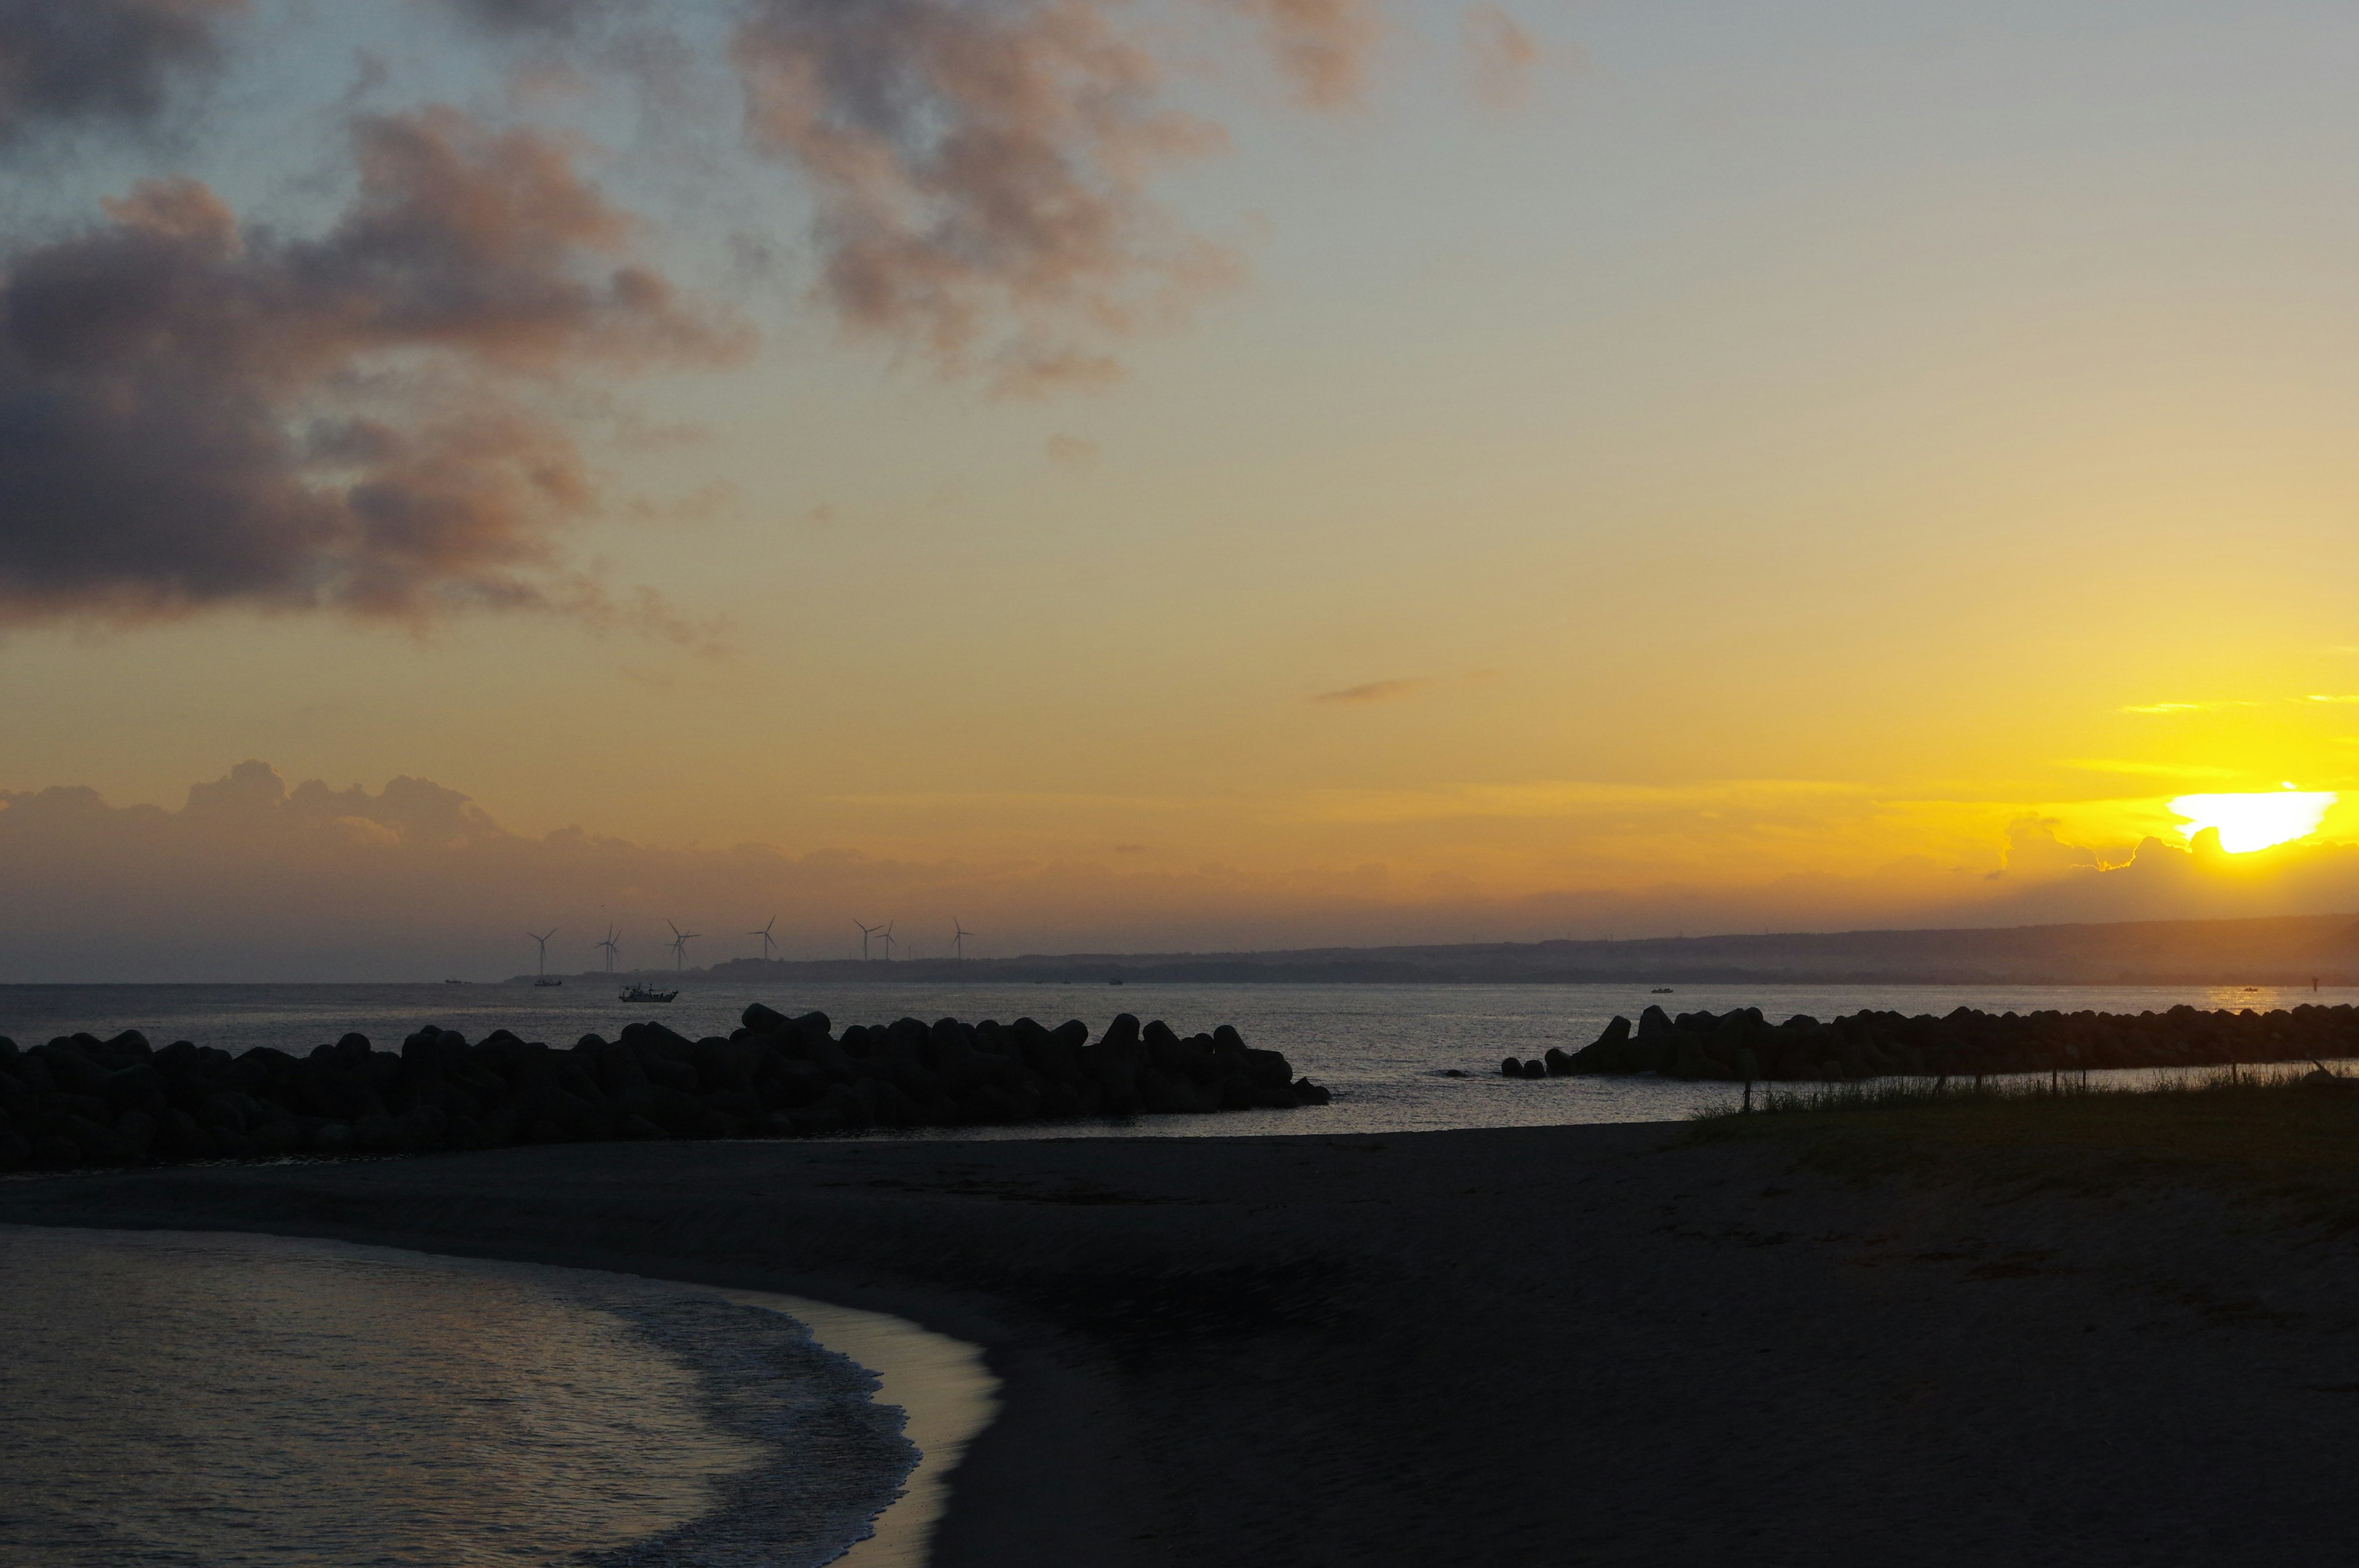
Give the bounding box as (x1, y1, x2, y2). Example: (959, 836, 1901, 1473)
(0, 108, 744, 623)
(0, 0, 246, 144)
(0, 0, 1383, 624)
(732, 0, 1377, 389)
(424, 0, 1381, 389)
(429, 0, 630, 37)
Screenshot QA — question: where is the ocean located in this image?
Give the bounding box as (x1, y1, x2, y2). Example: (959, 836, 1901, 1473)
(0, 1227, 919, 1567)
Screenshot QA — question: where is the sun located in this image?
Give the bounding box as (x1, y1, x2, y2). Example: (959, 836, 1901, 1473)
(2168, 786, 2336, 854)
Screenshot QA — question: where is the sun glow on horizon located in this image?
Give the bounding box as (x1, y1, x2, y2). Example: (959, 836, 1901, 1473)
(2167, 788, 2337, 854)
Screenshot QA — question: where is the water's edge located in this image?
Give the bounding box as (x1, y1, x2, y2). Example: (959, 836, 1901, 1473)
(4, 1225, 997, 1567)
(723, 1291, 1001, 1568)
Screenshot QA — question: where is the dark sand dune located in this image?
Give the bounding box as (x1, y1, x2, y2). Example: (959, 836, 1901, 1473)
(6, 1123, 2356, 1566)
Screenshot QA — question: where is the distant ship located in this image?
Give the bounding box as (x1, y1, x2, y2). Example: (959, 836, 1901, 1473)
(534, 975, 565, 988)
(444, 978, 469, 985)
(1650, 987, 1674, 994)
(1108, 977, 1125, 986)
(620, 983, 678, 1003)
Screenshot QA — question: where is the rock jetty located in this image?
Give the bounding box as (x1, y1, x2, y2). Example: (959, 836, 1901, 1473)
(1522, 1001, 2359, 1082)
(0, 1006, 1331, 1171)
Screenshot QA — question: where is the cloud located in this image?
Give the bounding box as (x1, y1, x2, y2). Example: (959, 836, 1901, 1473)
(733, 0, 1242, 391)
(0, 2, 1404, 629)
(1221, 0, 1380, 109)
(0, 107, 745, 626)
(730, 0, 1377, 390)
(1461, 4, 1535, 110)
(15, 760, 2359, 981)
(1299, 776, 1869, 825)
(2121, 699, 2259, 715)
(2064, 759, 2243, 779)
(1313, 677, 1433, 704)
(429, 0, 630, 35)
(1312, 668, 1495, 704)
(0, 0, 245, 146)
(1997, 815, 2102, 877)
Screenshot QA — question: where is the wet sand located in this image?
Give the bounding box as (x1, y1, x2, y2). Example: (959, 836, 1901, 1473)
(6, 1123, 2358, 1566)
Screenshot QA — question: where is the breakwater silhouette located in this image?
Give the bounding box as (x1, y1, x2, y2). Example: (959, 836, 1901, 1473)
(0, 1005, 1329, 1171)
(1501, 1002, 2359, 1081)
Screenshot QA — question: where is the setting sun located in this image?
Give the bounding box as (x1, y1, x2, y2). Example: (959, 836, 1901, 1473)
(2167, 789, 2337, 854)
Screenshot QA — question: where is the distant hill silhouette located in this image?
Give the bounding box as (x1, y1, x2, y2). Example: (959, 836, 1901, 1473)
(545, 910, 2359, 987)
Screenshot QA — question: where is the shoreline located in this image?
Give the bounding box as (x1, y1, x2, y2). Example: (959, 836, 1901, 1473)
(7, 1120, 2359, 1564)
(726, 1288, 1000, 1568)
(0, 1224, 921, 1566)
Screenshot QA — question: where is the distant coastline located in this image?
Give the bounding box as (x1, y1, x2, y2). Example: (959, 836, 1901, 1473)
(518, 908, 2359, 989)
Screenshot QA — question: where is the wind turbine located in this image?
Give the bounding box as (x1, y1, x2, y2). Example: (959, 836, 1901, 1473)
(952, 919, 976, 960)
(595, 926, 620, 974)
(749, 916, 780, 963)
(668, 919, 700, 971)
(878, 918, 898, 962)
(526, 928, 558, 978)
(853, 919, 881, 961)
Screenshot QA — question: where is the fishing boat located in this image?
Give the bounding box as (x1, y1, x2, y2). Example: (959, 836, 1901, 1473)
(534, 975, 565, 988)
(620, 983, 679, 1003)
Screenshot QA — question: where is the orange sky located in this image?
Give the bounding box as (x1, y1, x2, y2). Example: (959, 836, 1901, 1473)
(7, 2, 2359, 975)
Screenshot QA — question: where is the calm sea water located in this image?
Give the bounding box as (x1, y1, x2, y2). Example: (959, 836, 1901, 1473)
(1, 977, 2344, 1135)
(0, 1227, 915, 1567)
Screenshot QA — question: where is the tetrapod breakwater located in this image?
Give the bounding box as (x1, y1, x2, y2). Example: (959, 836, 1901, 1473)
(0, 1005, 1331, 1170)
(1496, 1001, 2359, 1082)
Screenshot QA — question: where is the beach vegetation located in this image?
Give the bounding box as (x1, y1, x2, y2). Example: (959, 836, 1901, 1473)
(1686, 1066, 2359, 1222)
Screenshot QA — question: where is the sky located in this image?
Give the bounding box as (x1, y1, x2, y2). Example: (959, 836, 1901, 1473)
(8, 1, 2359, 978)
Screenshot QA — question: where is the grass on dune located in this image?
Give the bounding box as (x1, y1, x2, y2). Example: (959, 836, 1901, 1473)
(1686, 1068, 2359, 1207)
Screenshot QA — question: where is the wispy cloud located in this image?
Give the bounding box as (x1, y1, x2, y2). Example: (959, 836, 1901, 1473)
(730, 0, 1377, 391)
(2124, 695, 2359, 716)
(1312, 668, 1499, 706)
(1313, 677, 1434, 705)
(2065, 759, 2244, 779)
(1298, 778, 1867, 825)
(1462, 4, 1536, 110)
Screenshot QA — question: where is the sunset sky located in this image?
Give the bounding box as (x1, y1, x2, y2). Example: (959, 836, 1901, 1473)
(10, 1, 2359, 977)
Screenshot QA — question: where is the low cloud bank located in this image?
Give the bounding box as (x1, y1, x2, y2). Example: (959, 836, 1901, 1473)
(7, 764, 2359, 981)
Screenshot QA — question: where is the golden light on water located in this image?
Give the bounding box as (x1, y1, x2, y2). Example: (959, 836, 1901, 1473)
(2167, 787, 2337, 854)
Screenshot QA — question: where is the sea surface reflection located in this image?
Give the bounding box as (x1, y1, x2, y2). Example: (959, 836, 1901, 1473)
(0, 1228, 913, 1567)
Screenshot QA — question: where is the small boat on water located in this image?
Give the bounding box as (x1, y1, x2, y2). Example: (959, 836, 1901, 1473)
(1650, 987, 1674, 994)
(620, 983, 679, 1004)
(444, 978, 469, 985)
(1108, 978, 1125, 986)
(534, 975, 565, 988)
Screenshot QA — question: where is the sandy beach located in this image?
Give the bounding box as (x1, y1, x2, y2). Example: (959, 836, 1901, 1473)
(7, 1121, 2358, 1566)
